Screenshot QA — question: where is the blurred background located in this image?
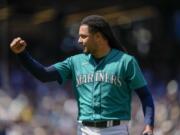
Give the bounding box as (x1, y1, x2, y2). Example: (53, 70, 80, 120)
(0, 0, 180, 135)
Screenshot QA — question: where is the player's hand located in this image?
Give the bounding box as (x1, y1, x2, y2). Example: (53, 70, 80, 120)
(142, 125, 153, 135)
(10, 37, 27, 54)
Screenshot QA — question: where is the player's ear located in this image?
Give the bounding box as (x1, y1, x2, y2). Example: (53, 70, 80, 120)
(94, 32, 103, 42)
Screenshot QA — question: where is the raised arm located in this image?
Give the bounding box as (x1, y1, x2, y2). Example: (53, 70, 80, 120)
(10, 37, 62, 83)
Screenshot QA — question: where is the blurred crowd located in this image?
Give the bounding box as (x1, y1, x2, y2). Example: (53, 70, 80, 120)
(0, 63, 179, 135)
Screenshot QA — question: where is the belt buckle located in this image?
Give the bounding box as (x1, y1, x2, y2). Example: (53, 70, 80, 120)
(94, 121, 97, 127)
(107, 121, 113, 127)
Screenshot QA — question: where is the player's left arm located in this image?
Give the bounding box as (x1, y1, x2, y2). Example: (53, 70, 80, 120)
(134, 85, 155, 135)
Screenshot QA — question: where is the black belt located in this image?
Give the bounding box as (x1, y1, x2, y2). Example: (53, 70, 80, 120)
(82, 120, 121, 128)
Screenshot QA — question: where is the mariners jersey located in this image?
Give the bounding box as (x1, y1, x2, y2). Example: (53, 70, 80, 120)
(53, 49, 147, 121)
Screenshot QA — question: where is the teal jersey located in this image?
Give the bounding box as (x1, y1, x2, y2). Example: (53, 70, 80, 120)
(53, 49, 147, 121)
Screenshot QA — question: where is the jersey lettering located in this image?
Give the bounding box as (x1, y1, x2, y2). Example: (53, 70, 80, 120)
(76, 72, 122, 87)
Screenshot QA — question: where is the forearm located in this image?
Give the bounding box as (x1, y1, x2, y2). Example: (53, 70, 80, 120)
(18, 50, 62, 83)
(143, 95, 154, 127)
(135, 86, 155, 127)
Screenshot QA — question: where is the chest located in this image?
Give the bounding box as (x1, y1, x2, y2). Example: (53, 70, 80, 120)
(73, 60, 125, 87)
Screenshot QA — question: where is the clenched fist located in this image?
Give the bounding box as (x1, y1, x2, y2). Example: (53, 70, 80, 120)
(10, 37, 27, 54)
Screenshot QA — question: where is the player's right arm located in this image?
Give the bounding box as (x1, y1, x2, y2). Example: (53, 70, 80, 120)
(10, 37, 62, 83)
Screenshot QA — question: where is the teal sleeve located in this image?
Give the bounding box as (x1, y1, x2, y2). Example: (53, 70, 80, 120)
(125, 57, 147, 90)
(53, 57, 73, 83)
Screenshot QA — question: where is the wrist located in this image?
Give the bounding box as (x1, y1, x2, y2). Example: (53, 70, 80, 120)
(145, 124, 154, 130)
(143, 125, 153, 135)
(143, 133, 153, 135)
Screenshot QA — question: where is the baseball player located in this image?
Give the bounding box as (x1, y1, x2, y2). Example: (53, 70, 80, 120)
(10, 15, 154, 135)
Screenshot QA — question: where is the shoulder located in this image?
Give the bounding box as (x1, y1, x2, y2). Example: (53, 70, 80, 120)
(112, 49, 134, 62)
(113, 49, 139, 68)
(54, 53, 88, 69)
(70, 53, 88, 60)
(68, 53, 89, 64)
(122, 53, 134, 62)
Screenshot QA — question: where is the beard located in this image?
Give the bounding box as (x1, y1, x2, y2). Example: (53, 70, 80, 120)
(79, 43, 95, 55)
(78, 43, 88, 53)
(83, 46, 88, 53)
(81, 45, 90, 54)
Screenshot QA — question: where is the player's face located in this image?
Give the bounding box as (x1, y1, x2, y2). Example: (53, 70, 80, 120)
(78, 25, 97, 54)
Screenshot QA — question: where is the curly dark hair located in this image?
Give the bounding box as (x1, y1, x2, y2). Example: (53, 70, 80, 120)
(80, 15, 126, 52)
